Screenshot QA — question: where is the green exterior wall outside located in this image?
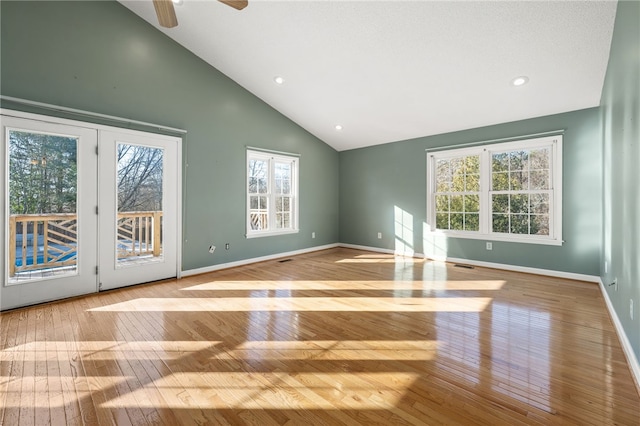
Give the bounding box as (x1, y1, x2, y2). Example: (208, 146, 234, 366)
(0, 1, 340, 271)
(600, 0, 640, 361)
(339, 107, 602, 277)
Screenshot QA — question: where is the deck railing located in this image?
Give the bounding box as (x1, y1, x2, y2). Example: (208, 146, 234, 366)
(249, 209, 268, 230)
(117, 211, 163, 259)
(8, 211, 162, 277)
(9, 213, 78, 277)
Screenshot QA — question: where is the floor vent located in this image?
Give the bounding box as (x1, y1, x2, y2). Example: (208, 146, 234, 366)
(278, 259, 293, 263)
(454, 264, 474, 269)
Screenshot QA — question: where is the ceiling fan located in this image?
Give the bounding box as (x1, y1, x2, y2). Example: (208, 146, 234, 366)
(152, 0, 248, 28)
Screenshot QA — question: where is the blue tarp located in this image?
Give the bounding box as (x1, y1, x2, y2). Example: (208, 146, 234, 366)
(14, 234, 76, 267)
(13, 234, 151, 267)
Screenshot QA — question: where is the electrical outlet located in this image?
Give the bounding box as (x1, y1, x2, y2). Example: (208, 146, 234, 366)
(631, 299, 634, 320)
(225, 243, 230, 250)
(486, 242, 492, 250)
(208, 245, 216, 254)
(312, 232, 316, 239)
(377, 232, 382, 239)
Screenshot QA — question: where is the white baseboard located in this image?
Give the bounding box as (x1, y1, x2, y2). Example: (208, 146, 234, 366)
(181, 243, 340, 277)
(598, 279, 640, 395)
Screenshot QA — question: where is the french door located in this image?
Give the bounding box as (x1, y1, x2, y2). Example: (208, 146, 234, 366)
(1, 112, 180, 310)
(1, 116, 98, 310)
(98, 130, 179, 291)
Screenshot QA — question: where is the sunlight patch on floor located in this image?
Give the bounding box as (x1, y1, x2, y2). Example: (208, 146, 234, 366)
(88, 297, 493, 312)
(98, 372, 421, 410)
(335, 253, 424, 264)
(0, 339, 441, 362)
(181, 280, 505, 291)
(0, 340, 224, 361)
(230, 340, 441, 361)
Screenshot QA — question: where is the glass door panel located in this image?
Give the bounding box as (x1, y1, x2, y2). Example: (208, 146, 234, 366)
(8, 130, 79, 283)
(116, 143, 164, 268)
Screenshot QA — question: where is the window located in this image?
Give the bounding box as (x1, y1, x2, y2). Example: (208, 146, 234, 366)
(426, 135, 562, 245)
(434, 153, 481, 232)
(247, 150, 299, 238)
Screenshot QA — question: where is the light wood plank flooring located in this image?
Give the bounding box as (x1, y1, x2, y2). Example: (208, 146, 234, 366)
(1, 247, 639, 425)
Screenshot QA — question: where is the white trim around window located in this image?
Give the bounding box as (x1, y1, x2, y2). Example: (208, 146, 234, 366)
(246, 149, 299, 238)
(426, 135, 563, 246)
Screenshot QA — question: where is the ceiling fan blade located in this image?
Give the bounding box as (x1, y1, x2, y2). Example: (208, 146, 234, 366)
(152, 0, 178, 28)
(218, 0, 248, 11)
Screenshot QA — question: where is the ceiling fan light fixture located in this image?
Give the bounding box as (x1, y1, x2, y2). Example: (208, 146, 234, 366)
(511, 76, 529, 87)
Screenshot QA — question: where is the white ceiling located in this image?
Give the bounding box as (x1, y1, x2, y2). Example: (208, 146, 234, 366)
(120, 0, 617, 151)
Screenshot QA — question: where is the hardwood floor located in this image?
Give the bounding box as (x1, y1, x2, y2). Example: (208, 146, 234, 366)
(1, 247, 639, 425)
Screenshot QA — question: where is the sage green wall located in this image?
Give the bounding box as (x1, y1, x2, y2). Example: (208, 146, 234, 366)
(601, 0, 640, 361)
(1, 1, 339, 271)
(340, 108, 602, 276)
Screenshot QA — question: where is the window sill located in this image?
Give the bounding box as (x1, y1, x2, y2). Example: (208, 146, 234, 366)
(425, 230, 563, 246)
(246, 229, 299, 239)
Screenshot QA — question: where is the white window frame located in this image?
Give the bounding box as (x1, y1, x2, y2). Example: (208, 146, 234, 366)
(246, 149, 299, 238)
(426, 135, 563, 246)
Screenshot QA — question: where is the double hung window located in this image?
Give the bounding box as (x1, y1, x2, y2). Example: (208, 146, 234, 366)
(426, 135, 562, 245)
(247, 150, 299, 238)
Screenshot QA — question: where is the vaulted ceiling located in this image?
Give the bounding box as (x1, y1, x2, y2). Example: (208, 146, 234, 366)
(120, 0, 617, 151)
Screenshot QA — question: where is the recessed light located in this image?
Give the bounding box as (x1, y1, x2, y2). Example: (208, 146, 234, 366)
(511, 76, 529, 87)
(335, 125, 343, 131)
(172, 0, 183, 5)
(274, 76, 285, 85)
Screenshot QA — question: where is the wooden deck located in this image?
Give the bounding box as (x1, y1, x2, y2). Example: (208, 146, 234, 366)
(1, 247, 638, 425)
